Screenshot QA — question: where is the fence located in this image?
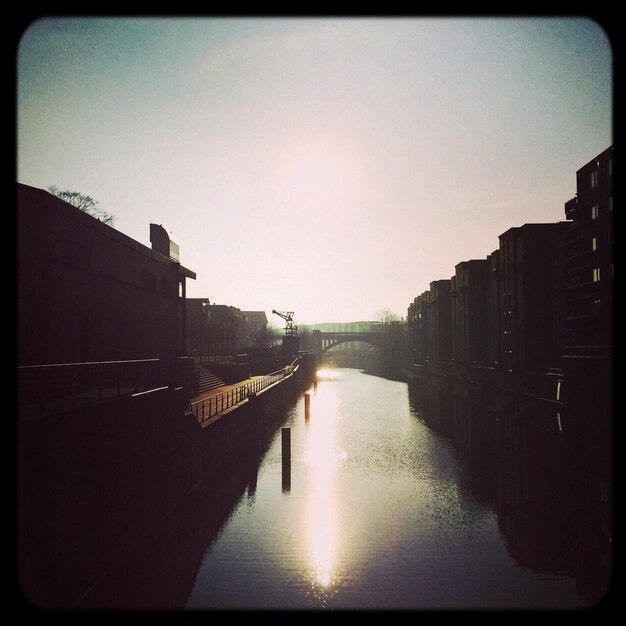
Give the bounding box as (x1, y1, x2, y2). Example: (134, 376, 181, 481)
(192, 364, 295, 424)
(17, 358, 165, 419)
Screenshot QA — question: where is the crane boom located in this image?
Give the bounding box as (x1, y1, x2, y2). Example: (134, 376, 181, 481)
(272, 310, 298, 336)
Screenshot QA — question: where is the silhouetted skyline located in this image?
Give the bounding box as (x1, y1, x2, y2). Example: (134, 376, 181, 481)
(17, 16, 612, 324)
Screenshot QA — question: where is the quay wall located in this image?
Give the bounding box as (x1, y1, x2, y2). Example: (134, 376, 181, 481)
(17, 353, 317, 609)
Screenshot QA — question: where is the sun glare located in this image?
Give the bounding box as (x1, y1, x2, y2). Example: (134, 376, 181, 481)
(315, 368, 341, 380)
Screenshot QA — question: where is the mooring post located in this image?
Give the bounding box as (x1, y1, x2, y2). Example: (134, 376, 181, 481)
(247, 466, 258, 499)
(282, 427, 291, 492)
(304, 392, 311, 421)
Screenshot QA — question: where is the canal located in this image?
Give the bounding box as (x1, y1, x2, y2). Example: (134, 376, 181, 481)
(184, 368, 610, 610)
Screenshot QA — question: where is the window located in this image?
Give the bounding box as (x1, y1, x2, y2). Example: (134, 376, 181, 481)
(591, 205, 599, 220)
(608, 158, 613, 177)
(592, 237, 597, 251)
(609, 196, 613, 211)
(593, 268, 601, 282)
(591, 170, 598, 188)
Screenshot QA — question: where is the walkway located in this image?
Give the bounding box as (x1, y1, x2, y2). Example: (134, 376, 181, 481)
(190, 366, 295, 428)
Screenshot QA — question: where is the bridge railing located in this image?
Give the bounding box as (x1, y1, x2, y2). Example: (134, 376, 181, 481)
(191, 364, 295, 424)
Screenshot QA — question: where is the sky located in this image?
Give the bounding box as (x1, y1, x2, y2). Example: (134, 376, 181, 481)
(16, 16, 613, 325)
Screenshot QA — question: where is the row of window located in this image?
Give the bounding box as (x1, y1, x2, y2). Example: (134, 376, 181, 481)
(592, 264, 615, 283)
(590, 197, 613, 219)
(589, 157, 613, 188)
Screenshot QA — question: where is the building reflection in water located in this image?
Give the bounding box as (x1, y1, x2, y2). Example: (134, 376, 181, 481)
(302, 370, 345, 589)
(409, 375, 612, 607)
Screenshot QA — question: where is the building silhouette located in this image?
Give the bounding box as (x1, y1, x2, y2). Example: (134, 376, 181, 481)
(497, 222, 570, 373)
(427, 279, 452, 362)
(563, 146, 613, 358)
(485, 249, 500, 367)
(407, 147, 614, 598)
(451, 259, 490, 366)
(16, 183, 199, 414)
(408, 145, 612, 388)
(407, 290, 430, 363)
(17, 184, 195, 366)
(239, 311, 270, 349)
(562, 146, 613, 412)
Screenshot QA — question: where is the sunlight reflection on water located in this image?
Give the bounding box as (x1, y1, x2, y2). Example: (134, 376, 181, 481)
(186, 368, 585, 610)
(303, 378, 348, 589)
(315, 368, 342, 381)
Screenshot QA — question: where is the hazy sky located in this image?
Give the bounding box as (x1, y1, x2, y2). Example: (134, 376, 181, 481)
(17, 17, 612, 325)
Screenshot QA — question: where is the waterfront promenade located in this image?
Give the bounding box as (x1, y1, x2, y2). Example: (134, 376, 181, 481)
(190, 364, 298, 427)
(190, 375, 264, 427)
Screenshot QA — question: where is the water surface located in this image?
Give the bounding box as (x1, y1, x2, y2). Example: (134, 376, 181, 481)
(186, 369, 593, 610)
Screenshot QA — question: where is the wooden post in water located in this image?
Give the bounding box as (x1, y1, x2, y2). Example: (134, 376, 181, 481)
(247, 466, 258, 499)
(304, 392, 311, 421)
(281, 427, 291, 492)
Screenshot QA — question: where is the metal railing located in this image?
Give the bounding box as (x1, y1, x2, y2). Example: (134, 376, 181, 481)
(192, 363, 295, 423)
(17, 358, 166, 419)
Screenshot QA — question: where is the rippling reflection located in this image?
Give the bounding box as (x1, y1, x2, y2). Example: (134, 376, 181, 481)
(184, 368, 593, 610)
(303, 375, 345, 589)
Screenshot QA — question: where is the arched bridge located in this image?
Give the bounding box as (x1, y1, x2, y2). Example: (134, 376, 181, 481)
(301, 330, 384, 358)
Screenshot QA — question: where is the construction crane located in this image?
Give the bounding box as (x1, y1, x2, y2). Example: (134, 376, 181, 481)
(272, 310, 298, 336)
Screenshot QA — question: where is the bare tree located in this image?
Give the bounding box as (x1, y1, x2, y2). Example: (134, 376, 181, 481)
(376, 308, 401, 325)
(48, 186, 115, 226)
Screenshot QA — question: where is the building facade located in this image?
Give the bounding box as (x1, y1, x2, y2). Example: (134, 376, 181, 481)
(451, 259, 490, 366)
(239, 311, 269, 350)
(17, 183, 196, 366)
(408, 291, 429, 364)
(561, 145, 613, 414)
(428, 280, 452, 362)
(562, 145, 613, 355)
(485, 250, 501, 368)
(497, 222, 570, 373)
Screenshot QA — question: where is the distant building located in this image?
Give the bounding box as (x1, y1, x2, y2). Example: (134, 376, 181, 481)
(408, 290, 430, 363)
(239, 311, 269, 349)
(185, 301, 244, 359)
(407, 300, 416, 343)
(186, 304, 270, 359)
(17, 183, 196, 366)
(497, 222, 570, 373)
(428, 280, 452, 362)
(486, 250, 501, 367)
(185, 298, 211, 358)
(451, 259, 490, 365)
